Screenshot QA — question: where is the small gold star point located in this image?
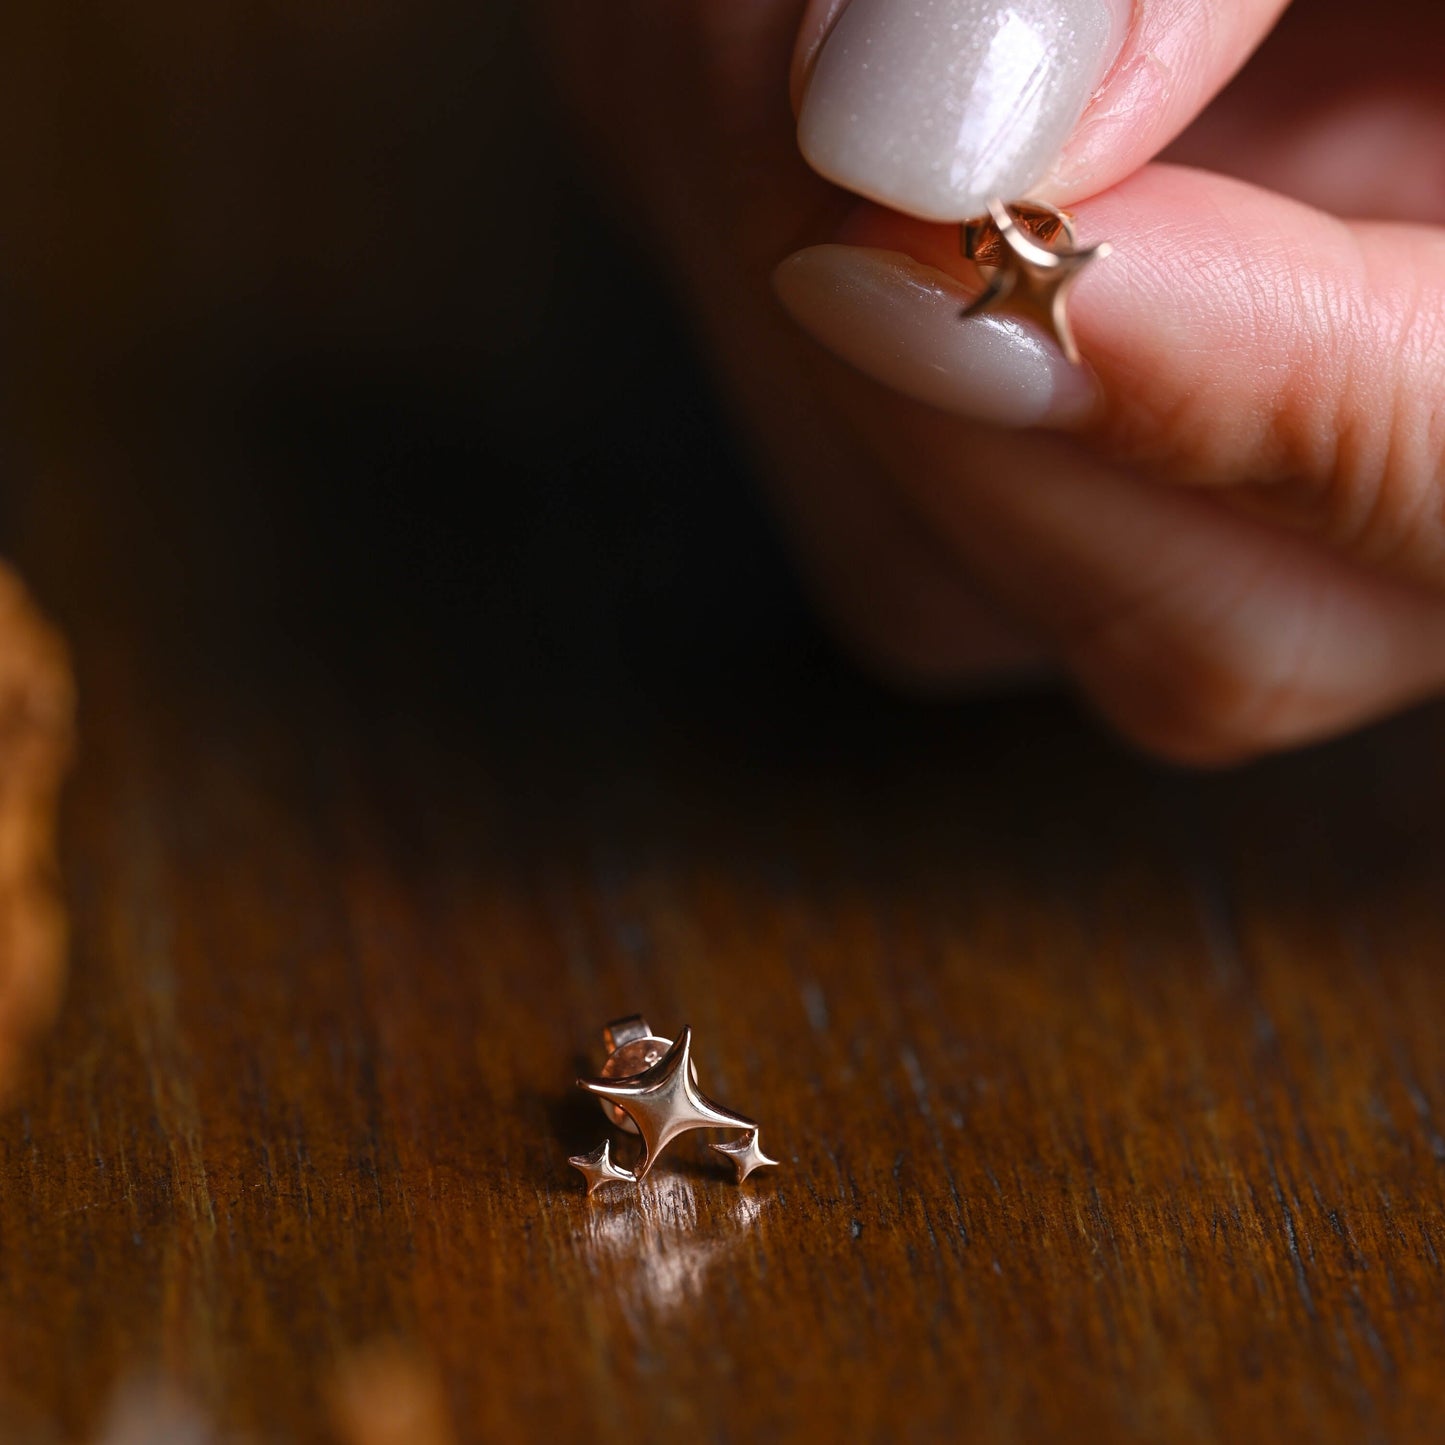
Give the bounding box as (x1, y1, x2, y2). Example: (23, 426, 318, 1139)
(710, 1129, 779, 1184)
(960, 198, 1108, 365)
(567, 1139, 635, 1198)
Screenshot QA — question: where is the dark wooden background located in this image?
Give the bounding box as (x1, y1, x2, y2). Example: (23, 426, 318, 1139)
(3, 3, 1445, 1441)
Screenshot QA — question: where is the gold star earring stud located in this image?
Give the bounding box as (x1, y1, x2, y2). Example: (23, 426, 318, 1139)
(959, 197, 1110, 365)
(567, 1015, 779, 1199)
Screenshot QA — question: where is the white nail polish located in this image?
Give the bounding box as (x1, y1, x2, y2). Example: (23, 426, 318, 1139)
(773, 245, 1095, 426)
(798, 0, 1123, 222)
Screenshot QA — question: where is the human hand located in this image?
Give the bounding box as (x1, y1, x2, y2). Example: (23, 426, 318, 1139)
(539, 0, 1445, 762)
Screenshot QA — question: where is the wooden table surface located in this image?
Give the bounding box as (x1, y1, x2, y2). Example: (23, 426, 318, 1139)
(3, 350, 1445, 1445)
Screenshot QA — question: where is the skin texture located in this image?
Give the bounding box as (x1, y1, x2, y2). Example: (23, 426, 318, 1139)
(536, 0, 1445, 763)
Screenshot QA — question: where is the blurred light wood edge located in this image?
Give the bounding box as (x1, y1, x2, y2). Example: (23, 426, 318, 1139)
(0, 561, 75, 1101)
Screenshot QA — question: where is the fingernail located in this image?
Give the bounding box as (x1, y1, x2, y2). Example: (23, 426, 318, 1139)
(797, 0, 1125, 222)
(773, 245, 1095, 426)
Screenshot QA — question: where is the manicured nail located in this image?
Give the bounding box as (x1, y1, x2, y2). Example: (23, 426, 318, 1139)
(797, 0, 1124, 222)
(773, 245, 1095, 426)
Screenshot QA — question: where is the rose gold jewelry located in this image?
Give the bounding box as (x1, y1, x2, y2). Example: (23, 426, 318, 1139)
(959, 197, 1110, 365)
(568, 1015, 779, 1199)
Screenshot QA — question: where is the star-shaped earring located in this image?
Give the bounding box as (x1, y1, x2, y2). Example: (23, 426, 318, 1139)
(567, 1139, 638, 1198)
(567, 1016, 780, 1198)
(959, 197, 1110, 364)
(710, 1128, 778, 1183)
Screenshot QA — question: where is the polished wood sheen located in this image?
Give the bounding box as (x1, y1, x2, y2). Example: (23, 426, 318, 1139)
(3, 433, 1445, 1444)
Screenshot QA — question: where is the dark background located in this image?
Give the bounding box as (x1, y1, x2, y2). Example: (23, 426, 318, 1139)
(1, 0, 816, 713)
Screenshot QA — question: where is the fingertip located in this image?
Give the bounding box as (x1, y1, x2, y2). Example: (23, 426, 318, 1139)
(773, 243, 1100, 428)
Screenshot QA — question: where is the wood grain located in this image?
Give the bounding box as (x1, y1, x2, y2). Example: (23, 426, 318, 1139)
(3, 429, 1445, 1444)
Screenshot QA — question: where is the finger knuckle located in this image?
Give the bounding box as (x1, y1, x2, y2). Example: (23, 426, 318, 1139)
(1068, 592, 1325, 767)
(1284, 257, 1445, 577)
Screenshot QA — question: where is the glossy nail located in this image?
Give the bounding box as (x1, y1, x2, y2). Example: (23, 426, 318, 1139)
(797, 0, 1124, 222)
(773, 245, 1095, 426)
